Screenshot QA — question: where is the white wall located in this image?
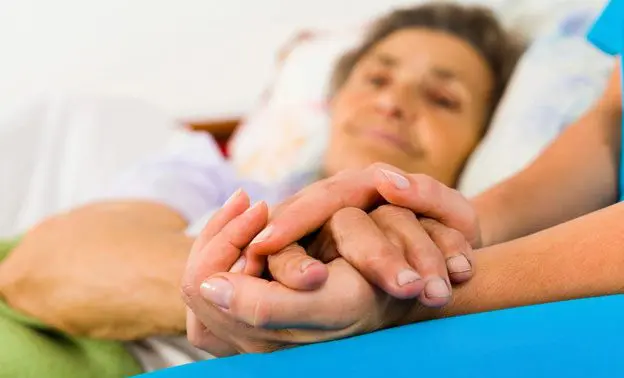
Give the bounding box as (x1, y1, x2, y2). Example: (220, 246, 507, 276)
(0, 0, 427, 120)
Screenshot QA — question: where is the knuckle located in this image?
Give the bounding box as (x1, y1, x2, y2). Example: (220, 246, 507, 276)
(361, 242, 395, 267)
(374, 204, 415, 220)
(327, 174, 361, 202)
(378, 243, 399, 259)
(322, 180, 347, 208)
(409, 242, 443, 268)
(412, 174, 441, 205)
(438, 229, 469, 253)
(422, 219, 469, 253)
(268, 246, 290, 263)
(333, 207, 367, 225)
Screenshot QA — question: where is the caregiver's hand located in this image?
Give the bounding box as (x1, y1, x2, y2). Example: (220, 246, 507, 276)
(245, 163, 479, 297)
(181, 193, 414, 355)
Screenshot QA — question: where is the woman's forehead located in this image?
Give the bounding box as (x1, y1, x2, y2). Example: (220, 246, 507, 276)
(359, 29, 494, 96)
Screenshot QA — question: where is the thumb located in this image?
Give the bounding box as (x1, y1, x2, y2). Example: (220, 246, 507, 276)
(200, 259, 370, 331)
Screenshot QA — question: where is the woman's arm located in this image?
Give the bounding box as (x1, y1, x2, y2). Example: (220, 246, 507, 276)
(474, 64, 622, 246)
(402, 200, 624, 324)
(0, 132, 242, 340)
(0, 200, 194, 340)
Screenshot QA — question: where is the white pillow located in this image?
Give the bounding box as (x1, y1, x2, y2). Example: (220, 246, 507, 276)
(456, 4, 615, 196)
(228, 28, 361, 186)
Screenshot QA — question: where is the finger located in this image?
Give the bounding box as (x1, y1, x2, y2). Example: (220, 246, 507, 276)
(267, 244, 328, 291)
(246, 164, 391, 256)
(199, 259, 373, 333)
(240, 251, 266, 277)
(373, 169, 481, 247)
(370, 206, 452, 308)
(181, 201, 268, 302)
(185, 308, 237, 357)
(183, 189, 250, 296)
(188, 188, 249, 263)
(329, 207, 424, 299)
(420, 218, 474, 284)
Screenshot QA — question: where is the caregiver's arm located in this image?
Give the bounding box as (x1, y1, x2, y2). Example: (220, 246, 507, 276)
(401, 200, 624, 324)
(475, 64, 622, 246)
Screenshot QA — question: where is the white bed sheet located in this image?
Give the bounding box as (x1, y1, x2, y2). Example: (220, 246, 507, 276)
(0, 93, 182, 238)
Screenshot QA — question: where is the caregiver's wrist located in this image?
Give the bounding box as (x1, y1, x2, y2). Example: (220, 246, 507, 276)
(470, 189, 514, 247)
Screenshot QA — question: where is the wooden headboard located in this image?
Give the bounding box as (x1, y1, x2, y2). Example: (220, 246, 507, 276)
(187, 117, 242, 142)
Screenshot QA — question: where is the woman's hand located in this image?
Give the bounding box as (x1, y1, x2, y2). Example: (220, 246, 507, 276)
(244, 163, 479, 299)
(181, 192, 419, 355)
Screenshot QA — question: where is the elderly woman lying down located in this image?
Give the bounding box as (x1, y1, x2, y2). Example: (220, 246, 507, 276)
(0, 2, 521, 375)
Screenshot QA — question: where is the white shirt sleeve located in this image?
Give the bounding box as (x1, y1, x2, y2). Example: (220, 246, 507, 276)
(100, 129, 243, 224)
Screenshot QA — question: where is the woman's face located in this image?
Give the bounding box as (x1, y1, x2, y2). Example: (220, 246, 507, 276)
(324, 28, 494, 186)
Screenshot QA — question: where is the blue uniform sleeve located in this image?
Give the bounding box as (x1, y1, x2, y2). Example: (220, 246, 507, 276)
(587, 0, 624, 55)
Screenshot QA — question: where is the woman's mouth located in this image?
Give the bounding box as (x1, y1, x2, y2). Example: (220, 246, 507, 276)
(361, 129, 421, 157)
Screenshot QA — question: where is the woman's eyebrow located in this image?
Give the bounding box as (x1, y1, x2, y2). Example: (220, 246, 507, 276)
(430, 67, 471, 90)
(430, 67, 461, 82)
(372, 53, 398, 67)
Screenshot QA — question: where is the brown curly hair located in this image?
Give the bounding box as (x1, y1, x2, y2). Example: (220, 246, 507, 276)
(330, 2, 524, 121)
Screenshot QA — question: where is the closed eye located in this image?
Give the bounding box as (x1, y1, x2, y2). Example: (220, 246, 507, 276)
(366, 74, 390, 88)
(427, 90, 460, 111)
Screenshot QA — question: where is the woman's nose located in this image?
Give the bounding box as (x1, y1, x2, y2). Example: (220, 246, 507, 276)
(375, 88, 412, 121)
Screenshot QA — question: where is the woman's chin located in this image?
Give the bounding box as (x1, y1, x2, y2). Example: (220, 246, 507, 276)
(326, 152, 420, 176)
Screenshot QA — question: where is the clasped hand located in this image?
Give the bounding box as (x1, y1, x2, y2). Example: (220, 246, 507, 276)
(181, 163, 480, 356)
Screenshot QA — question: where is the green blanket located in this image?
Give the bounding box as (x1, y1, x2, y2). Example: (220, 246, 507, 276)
(0, 238, 143, 378)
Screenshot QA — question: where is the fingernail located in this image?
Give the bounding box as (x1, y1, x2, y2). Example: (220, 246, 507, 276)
(229, 256, 247, 273)
(246, 200, 266, 213)
(300, 259, 317, 273)
(380, 169, 410, 189)
(424, 278, 451, 299)
(396, 269, 421, 286)
(447, 255, 472, 274)
(200, 278, 233, 309)
(224, 188, 242, 206)
(250, 225, 273, 245)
